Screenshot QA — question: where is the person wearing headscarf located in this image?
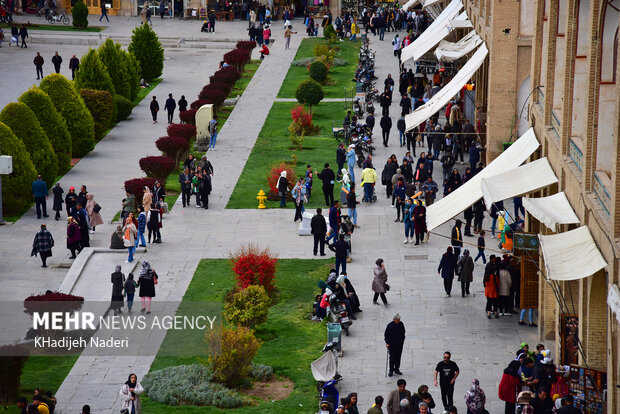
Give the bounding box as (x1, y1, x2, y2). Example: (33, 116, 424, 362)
(277, 170, 288, 207)
(111, 265, 125, 315)
(120, 373, 144, 414)
(498, 360, 522, 414)
(457, 249, 474, 297)
(122, 215, 137, 263)
(412, 199, 426, 245)
(312, 287, 332, 322)
(66, 216, 82, 259)
(138, 261, 156, 314)
(52, 183, 64, 221)
(437, 246, 457, 297)
(292, 178, 306, 222)
(85, 193, 103, 233)
(337, 273, 361, 313)
(31, 224, 54, 268)
(330, 273, 355, 319)
(464, 379, 486, 414)
(124, 273, 137, 313)
(372, 258, 389, 305)
(142, 186, 152, 213)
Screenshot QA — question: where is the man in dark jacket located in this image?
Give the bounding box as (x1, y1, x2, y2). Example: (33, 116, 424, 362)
(329, 233, 348, 275)
(399, 94, 411, 115)
(451, 219, 463, 258)
(150, 96, 159, 123)
(164, 93, 176, 124)
(384, 313, 406, 376)
(400, 159, 413, 183)
(336, 143, 346, 176)
(32, 224, 54, 267)
(531, 387, 555, 414)
(51, 51, 62, 74)
(199, 173, 212, 209)
(382, 158, 398, 198)
(32, 175, 49, 219)
(19, 24, 28, 48)
(178, 95, 188, 112)
(366, 112, 375, 131)
(178, 167, 192, 207)
(33, 52, 44, 79)
(326, 201, 340, 243)
(397, 112, 406, 147)
(393, 177, 407, 221)
(317, 163, 335, 207)
(310, 208, 327, 256)
(69, 54, 79, 79)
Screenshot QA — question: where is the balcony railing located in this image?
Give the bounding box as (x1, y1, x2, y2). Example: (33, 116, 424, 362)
(593, 171, 611, 217)
(537, 88, 545, 107)
(550, 110, 561, 143)
(569, 137, 583, 172)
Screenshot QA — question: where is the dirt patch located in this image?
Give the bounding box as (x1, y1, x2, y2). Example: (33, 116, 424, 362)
(241, 377, 294, 402)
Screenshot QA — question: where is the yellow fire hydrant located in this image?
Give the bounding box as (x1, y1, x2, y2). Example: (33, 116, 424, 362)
(257, 189, 267, 209)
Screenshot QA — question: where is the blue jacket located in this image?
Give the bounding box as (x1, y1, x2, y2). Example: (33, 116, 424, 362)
(328, 206, 340, 230)
(32, 180, 48, 198)
(138, 212, 147, 233)
(438, 252, 457, 279)
(469, 146, 481, 165)
(393, 183, 406, 201)
(346, 149, 357, 167)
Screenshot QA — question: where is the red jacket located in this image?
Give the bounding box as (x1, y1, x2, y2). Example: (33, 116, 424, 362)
(498, 372, 521, 404)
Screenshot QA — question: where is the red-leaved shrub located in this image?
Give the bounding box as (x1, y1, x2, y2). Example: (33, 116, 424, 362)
(267, 162, 296, 194)
(24, 291, 85, 315)
(167, 123, 196, 140)
(124, 177, 159, 205)
(179, 109, 197, 125)
(209, 67, 241, 85)
(207, 82, 233, 95)
(230, 244, 278, 293)
(198, 89, 227, 108)
(190, 99, 211, 110)
(291, 104, 314, 130)
(156, 136, 190, 160)
(236, 40, 257, 51)
(224, 49, 251, 72)
(139, 156, 177, 183)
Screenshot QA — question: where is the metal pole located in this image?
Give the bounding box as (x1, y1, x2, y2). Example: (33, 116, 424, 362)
(0, 144, 4, 225)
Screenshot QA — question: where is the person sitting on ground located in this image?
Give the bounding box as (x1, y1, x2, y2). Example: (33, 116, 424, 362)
(201, 20, 209, 32)
(260, 44, 270, 59)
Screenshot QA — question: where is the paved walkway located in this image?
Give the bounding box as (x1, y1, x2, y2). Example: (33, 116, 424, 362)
(0, 18, 540, 414)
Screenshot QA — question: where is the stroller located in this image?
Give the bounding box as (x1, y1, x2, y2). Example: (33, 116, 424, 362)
(311, 342, 342, 414)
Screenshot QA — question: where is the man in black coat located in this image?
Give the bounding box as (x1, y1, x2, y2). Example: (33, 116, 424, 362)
(381, 158, 398, 198)
(33, 52, 44, 79)
(178, 167, 192, 207)
(451, 219, 463, 258)
(399, 94, 411, 115)
(336, 143, 346, 176)
(366, 113, 375, 131)
(69, 54, 79, 79)
(384, 313, 406, 376)
(164, 93, 176, 124)
(317, 163, 336, 207)
(199, 173, 212, 209)
(51, 51, 62, 74)
(150, 96, 159, 124)
(380, 114, 392, 147)
(328, 233, 348, 275)
(310, 208, 327, 256)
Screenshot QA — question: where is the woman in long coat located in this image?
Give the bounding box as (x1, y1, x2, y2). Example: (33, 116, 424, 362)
(66, 217, 82, 259)
(52, 183, 64, 221)
(111, 265, 125, 315)
(85, 193, 103, 233)
(457, 249, 474, 297)
(138, 261, 156, 314)
(142, 186, 152, 213)
(372, 258, 388, 305)
(120, 373, 144, 414)
(413, 199, 426, 245)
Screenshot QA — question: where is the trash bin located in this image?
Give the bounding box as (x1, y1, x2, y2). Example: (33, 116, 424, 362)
(327, 322, 342, 351)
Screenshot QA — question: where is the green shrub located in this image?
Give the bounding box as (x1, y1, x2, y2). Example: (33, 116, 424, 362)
(0, 122, 38, 214)
(128, 23, 164, 82)
(0, 103, 58, 186)
(0, 346, 29, 410)
(224, 285, 270, 329)
(72, 0, 88, 28)
(295, 79, 324, 110)
(19, 86, 72, 173)
(309, 60, 329, 84)
(74, 49, 116, 100)
(114, 95, 133, 121)
(250, 363, 273, 381)
(142, 364, 248, 408)
(205, 326, 262, 388)
(79, 89, 113, 141)
(124, 51, 141, 101)
(40, 74, 95, 157)
(98, 39, 131, 100)
(323, 24, 336, 40)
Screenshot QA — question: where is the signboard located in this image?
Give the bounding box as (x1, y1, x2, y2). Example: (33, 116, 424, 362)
(569, 364, 607, 413)
(520, 258, 539, 309)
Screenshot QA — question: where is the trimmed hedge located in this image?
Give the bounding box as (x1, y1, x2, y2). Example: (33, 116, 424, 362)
(197, 88, 226, 108)
(124, 177, 158, 205)
(98, 39, 131, 100)
(40, 74, 95, 157)
(139, 156, 176, 183)
(190, 99, 211, 110)
(155, 136, 190, 160)
(128, 23, 164, 82)
(72, 0, 88, 28)
(295, 79, 324, 109)
(206, 82, 232, 96)
(74, 49, 116, 99)
(235, 40, 257, 51)
(0, 103, 58, 186)
(19, 86, 72, 173)
(179, 109, 196, 125)
(80, 89, 113, 141)
(124, 51, 141, 101)
(167, 123, 196, 140)
(114, 95, 133, 121)
(309, 60, 328, 84)
(223, 49, 251, 72)
(209, 67, 241, 85)
(0, 122, 38, 214)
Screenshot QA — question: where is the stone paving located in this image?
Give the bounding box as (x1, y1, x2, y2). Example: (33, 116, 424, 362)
(0, 17, 540, 414)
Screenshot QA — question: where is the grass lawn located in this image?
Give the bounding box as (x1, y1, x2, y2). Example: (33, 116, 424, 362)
(277, 38, 359, 99)
(5, 355, 79, 414)
(141, 258, 331, 413)
(0, 23, 105, 32)
(227, 101, 346, 209)
(229, 60, 261, 97)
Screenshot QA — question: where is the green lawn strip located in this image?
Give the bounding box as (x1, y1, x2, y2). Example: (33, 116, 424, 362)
(277, 38, 359, 99)
(229, 60, 261, 98)
(227, 101, 346, 209)
(0, 23, 105, 32)
(4, 355, 79, 414)
(4, 79, 162, 223)
(142, 258, 331, 413)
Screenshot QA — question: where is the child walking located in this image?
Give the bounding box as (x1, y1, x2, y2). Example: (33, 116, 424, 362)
(475, 230, 486, 264)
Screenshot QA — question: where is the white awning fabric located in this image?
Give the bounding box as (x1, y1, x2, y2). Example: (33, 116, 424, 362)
(425, 127, 540, 231)
(423, 0, 443, 6)
(405, 42, 487, 131)
(608, 284, 620, 324)
(435, 31, 482, 61)
(449, 10, 473, 28)
(401, 0, 463, 63)
(402, 0, 421, 11)
(539, 226, 607, 281)
(522, 193, 580, 231)
(481, 158, 559, 210)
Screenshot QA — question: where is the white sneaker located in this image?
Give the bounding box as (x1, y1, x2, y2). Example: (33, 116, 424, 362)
(391, 205, 395, 208)
(499, 312, 504, 316)
(403, 239, 408, 244)
(195, 204, 201, 208)
(504, 312, 512, 315)
(89, 230, 95, 234)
